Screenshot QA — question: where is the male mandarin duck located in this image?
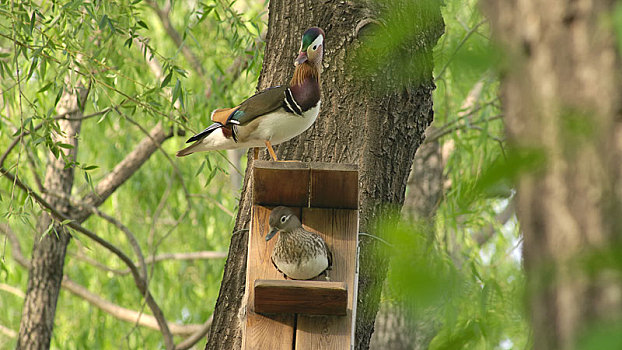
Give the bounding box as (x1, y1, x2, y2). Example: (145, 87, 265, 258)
(176, 27, 325, 160)
(266, 206, 332, 280)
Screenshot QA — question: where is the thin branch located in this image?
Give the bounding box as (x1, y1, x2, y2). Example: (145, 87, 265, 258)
(61, 277, 207, 336)
(25, 149, 43, 192)
(145, 0, 208, 83)
(0, 167, 175, 350)
(148, 171, 174, 250)
(0, 283, 25, 298)
(0, 224, 209, 340)
(90, 207, 148, 280)
(147, 251, 227, 263)
(75, 250, 226, 276)
(0, 223, 30, 268)
(0, 137, 21, 168)
(424, 114, 503, 144)
(75, 122, 173, 222)
(0, 324, 17, 339)
(175, 316, 213, 350)
(123, 115, 191, 200)
(188, 194, 235, 217)
(0, 103, 125, 169)
(473, 201, 516, 246)
(72, 250, 127, 275)
(435, 19, 487, 81)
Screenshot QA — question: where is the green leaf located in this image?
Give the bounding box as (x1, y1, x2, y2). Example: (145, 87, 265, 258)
(99, 14, 109, 31)
(173, 66, 188, 77)
(26, 56, 38, 81)
(39, 58, 47, 79)
(57, 143, 74, 149)
(195, 159, 206, 176)
(54, 86, 64, 107)
(171, 78, 181, 106)
(106, 16, 116, 34)
(42, 222, 54, 238)
(51, 145, 60, 159)
(137, 20, 149, 29)
(204, 168, 217, 187)
(30, 11, 36, 35)
(83, 165, 99, 171)
(161, 71, 172, 88)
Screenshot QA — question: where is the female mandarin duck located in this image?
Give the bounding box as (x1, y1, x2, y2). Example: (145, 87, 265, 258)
(176, 27, 325, 161)
(266, 206, 332, 280)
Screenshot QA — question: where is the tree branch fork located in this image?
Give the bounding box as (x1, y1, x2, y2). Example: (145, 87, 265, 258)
(0, 168, 214, 349)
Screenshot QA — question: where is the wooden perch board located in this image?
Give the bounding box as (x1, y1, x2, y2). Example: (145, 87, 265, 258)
(242, 161, 359, 350)
(254, 280, 347, 315)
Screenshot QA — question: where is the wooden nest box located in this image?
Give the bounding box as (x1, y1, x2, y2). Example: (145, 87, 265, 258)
(242, 161, 359, 350)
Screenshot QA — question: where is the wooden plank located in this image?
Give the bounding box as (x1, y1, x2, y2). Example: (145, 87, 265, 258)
(253, 161, 309, 207)
(295, 208, 359, 350)
(309, 163, 358, 209)
(242, 205, 298, 350)
(254, 280, 347, 315)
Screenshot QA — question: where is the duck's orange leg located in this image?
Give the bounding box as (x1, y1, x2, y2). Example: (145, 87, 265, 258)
(264, 140, 279, 161)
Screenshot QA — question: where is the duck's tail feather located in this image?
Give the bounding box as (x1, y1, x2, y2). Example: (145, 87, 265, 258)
(186, 123, 222, 143)
(176, 123, 222, 157)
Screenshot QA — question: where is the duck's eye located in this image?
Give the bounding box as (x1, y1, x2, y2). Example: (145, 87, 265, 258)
(280, 215, 287, 223)
(312, 45, 317, 50)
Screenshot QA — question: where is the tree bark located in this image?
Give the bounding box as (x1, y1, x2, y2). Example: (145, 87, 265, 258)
(369, 132, 445, 349)
(17, 83, 87, 349)
(484, 1, 622, 349)
(206, 1, 444, 349)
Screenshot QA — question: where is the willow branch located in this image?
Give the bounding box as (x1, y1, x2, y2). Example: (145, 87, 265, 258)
(424, 114, 503, 144)
(147, 251, 227, 263)
(90, 207, 148, 279)
(473, 201, 515, 246)
(0, 103, 125, 169)
(75, 250, 226, 276)
(145, 0, 207, 83)
(0, 223, 30, 268)
(0, 167, 175, 350)
(0, 324, 17, 339)
(175, 316, 213, 350)
(0, 222, 206, 339)
(436, 19, 487, 81)
(0, 283, 25, 299)
(61, 277, 207, 336)
(75, 122, 173, 222)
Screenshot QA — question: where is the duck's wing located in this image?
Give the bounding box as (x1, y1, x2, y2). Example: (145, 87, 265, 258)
(211, 86, 288, 126)
(325, 240, 333, 270)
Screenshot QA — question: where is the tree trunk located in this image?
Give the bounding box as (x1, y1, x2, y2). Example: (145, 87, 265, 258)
(17, 83, 87, 349)
(206, 1, 444, 349)
(370, 133, 445, 349)
(484, 1, 622, 349)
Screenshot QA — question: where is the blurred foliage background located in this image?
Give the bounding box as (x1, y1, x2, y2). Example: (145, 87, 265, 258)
(0, 0, 527, 349)
(374, 0, 527, 349)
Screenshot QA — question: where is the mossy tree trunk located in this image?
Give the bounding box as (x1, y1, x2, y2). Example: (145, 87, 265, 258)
(206, 1, 444, 349)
